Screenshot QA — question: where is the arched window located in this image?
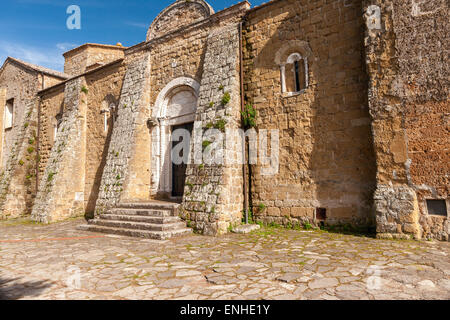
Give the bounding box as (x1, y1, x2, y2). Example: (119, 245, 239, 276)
(100, 100, 117, 133)
(53, 113, 62, 142)
(281, 53, 308, 94)
(275, 41, 312, 96)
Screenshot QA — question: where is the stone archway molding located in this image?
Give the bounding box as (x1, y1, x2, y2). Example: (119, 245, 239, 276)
(151, 76, 200, 197)
(274, 40, 312, 66)
(146, 0, 215, 41)
(153, 76, 201, 119)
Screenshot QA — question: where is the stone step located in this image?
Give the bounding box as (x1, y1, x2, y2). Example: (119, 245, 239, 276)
(107, 208, 173, 217)
(117, 201, 180, 215)
(99, 214, 180, 224)
(89, 219, 187, 232)
(78, 224, 192, 240)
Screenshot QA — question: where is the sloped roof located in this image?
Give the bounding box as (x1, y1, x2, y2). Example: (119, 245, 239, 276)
(0, 57, 69, 80)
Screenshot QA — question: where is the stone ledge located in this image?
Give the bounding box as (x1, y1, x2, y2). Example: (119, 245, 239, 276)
(231, 224, 260, 234)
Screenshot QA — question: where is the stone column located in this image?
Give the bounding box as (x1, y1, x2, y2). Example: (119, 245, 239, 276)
(279, 65, 286, 93)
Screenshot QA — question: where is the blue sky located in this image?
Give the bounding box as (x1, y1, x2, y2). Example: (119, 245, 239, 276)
(0, 0, 265, 72)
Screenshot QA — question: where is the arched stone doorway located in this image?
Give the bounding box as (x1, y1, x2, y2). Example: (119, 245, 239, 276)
(151, 77, 200, 199)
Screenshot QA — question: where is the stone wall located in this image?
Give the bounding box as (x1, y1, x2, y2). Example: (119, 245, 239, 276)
(0, 88, 5, 166)
(0, 61, 64, 219)
(181, 23, 244, 235)
(38, 86, 65, 176)
(363, 0, 449, 240)
(95, 51, 152, 214)
(0, 63, 39, 169)
(147, 0, 213, 41)
(243, 0, 376, 228)
(64, 44, 125, 76)
(0, 98, 38, 219)
(32, 78, 87, 223)
(147, 17, 209, 198)
(84, 61, 125, 215)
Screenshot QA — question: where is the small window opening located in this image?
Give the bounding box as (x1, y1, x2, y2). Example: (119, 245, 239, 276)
(316, 208, 327, 221)
(54, 113, 62, 141)
(426, 200, 447, 216)
(281, 53, 308, 94)
(103, 113, 108, 133)
(294, 60, 301, 92)
(4, 99, 14, 130)
(109, 103, 116, 124)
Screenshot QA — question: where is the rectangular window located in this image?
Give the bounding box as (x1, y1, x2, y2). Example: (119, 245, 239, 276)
(4, 99, 13, 129)
(426, 200, 447, 216)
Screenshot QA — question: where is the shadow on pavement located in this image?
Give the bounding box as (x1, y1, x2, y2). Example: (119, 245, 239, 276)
(0, 274, 53, 300)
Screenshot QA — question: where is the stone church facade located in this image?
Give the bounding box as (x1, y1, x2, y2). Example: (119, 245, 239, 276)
(0, 0, 448, 240)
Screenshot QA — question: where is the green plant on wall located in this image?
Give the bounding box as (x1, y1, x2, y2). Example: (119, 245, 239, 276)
(241, 104, 257, 128)
(221, 92, 231, 105)
(47, 172, 56, 182)
(186, 181, 194, 190)
(202, 140, 212, 151)
(81, 85, 88, 94)
(257, 203, 266, 213)
(214, 119, 227, 132)
(205, 122, 213, 129)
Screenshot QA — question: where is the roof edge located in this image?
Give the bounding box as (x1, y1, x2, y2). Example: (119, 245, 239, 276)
(38, 58, 124, 95)
(63, 43, 128, 57)
(0, 57, 69, 80)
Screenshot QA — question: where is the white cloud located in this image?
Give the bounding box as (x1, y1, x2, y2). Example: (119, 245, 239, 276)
(56, 42, 78, 51)
(125, 21, 148, 29)
(0, 41, 67, 72)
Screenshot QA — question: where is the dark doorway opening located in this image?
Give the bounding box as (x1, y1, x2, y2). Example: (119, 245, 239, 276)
(171, 122, 193, 197)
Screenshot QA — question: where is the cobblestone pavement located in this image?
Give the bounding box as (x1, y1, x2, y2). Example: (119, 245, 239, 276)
(0, 218, 449, 300)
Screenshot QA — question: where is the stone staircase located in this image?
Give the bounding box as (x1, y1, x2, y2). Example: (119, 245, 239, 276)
(78, 201, 192, 240)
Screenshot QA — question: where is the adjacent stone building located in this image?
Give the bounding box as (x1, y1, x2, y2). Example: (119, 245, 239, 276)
(0, 0, 448, 240)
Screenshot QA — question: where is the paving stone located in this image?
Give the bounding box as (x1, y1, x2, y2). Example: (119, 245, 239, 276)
(308, 278, 339, 289)
(417, 280, 436, 290)
(276, 273, 303, 283)
(175, 270, 202, 277)
(0, 219, 449, 300)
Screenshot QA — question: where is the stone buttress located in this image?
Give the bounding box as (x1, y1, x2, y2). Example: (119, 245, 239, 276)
(95, 51, 152, 214)
(0, 98, 38, 219)
(363, 0, 449, 240)
(181, 24, 244, 235)
(32, 78, 87, 223)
